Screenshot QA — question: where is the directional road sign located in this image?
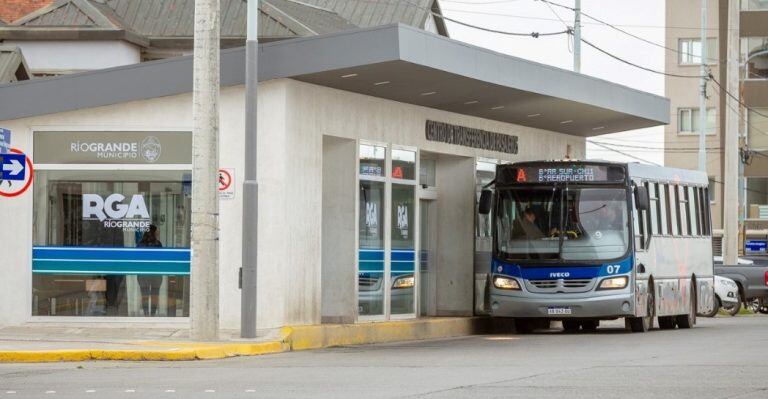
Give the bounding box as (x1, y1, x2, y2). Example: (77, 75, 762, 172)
(1, 153, 26, 181)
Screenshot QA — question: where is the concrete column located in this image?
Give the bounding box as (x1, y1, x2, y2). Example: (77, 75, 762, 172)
(723, 0, 740, 265)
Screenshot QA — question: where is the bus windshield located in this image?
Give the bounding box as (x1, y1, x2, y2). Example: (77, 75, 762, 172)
(495, 187, 629, 262)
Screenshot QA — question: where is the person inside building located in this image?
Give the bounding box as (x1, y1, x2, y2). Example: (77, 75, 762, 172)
(137, 224, 164, 316)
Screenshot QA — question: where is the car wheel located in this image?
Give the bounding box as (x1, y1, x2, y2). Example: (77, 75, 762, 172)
(581, 320, 599, 332)
(676, 282, 696, 329)
(658, 316, 677, 329)
(748, 299, 761, 314)
(562, 320, 580, 333)
(700, 296, 720, 318)
(721, 299, 741, 316)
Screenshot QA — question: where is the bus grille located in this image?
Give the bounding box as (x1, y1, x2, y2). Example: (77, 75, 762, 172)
(525, 278, 596, 293)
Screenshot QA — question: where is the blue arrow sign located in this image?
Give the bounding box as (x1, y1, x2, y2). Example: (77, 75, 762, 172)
(0, 129, 9, 154)
(1, 153, 25, 181)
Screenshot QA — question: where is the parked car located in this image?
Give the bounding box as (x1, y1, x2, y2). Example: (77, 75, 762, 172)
(714, 256, 768, 314)
(699, 275, 740, 317)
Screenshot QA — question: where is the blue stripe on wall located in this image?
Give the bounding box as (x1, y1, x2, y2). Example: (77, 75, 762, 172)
(32, 246, 190, 275)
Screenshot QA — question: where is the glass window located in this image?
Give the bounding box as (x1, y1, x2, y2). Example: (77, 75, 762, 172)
(742, 0, 768, 10)
(678, 38, 717, 65)
(747, 108, 768, 150)
(391, 184, 415, 315)
(700, 188, 711, 235)
(679, 185, 690, 235)
(392, 149, 416, 180)
(358, 180, 385, 316)
(679, 108, 716, 134)
(688, 187, 701, 236)
(360, 144, 386, 177)
(708, 177, 717, 202)
(32, 170, 191, 317)
(746, 177, 768, 219)
(648, 182, 659, 235)
(658, 184, 669, 235)
(741, 37, 768, 79)
(495, 187, 629, 261)
(420, 158, 436, 187)
(668, 185, 680, 235)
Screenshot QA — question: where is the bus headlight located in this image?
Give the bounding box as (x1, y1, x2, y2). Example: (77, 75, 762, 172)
(493, 276, 521, 290)
(392, 275, 415, 289)
(598, 276, 628, 290)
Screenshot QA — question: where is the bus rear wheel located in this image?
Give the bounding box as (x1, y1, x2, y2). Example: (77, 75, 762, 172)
(676, 282, 696, 329)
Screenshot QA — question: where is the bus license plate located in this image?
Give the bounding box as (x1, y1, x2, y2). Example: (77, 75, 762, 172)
(547, 307, 572, 315)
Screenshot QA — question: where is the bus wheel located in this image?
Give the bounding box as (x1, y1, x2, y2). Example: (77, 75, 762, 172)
(562, 320, 580, 333)
(658, 316, 676, 329)
(627, 288, 655, 333)
(581, 320, 599, 332)
(676, 282, 697, 329)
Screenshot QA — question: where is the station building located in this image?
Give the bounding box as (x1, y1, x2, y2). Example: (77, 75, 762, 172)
(0, 25, 669, 330)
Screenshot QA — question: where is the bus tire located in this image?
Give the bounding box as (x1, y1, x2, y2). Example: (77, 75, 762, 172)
(581, 320, 599, 332)
(562, 320, 580, 333)
(699, 296, 720, 318)
(676, 281, 696, 329)
(658, 316, 676, 329)
(627, 285, 655, 333)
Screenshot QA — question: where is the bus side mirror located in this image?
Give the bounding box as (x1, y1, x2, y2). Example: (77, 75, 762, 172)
(479, 189, 493, 215)
(634, 186, 649, 211)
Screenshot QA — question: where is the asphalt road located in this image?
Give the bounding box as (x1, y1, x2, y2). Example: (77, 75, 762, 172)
(1, 316, 767, 398)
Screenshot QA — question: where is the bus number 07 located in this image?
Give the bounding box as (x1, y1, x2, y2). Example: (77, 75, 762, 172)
(606, 265, 621, 274)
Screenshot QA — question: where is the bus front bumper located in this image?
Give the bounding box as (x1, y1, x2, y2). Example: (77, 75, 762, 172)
(489, 292, 635, 319)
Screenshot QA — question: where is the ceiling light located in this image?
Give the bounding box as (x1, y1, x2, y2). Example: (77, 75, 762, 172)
(464, 100, 479, 105)
(560, 120, 573, 124)
(491, 106, 505, 110)
(527, 113, 541, 117)
(341, 73, 358, 78)
(421, 91, 437, 96)
(374, 81, 390, 86)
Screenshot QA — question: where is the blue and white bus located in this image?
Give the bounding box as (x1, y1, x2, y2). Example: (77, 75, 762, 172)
(478, 161, 715, 333)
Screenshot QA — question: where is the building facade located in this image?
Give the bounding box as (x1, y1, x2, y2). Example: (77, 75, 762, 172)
(0, 25, 669, 330)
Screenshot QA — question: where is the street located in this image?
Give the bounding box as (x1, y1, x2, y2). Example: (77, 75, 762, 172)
(1, 316, 767, 398)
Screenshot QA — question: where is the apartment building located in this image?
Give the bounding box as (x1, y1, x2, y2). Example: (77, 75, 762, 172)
(665, 0, 768, 253)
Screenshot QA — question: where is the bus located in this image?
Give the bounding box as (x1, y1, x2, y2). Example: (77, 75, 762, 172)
(478, 160, 715, 333)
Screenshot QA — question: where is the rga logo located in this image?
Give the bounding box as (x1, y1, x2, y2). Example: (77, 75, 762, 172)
(70, 135, 162, 163)
(141, 136, 162, 163)
(549, 272, 570, 278)
(82, 194, 150, 231)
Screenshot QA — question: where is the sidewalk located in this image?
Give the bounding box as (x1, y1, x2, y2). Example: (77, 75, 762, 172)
(0, 317, 490, 363)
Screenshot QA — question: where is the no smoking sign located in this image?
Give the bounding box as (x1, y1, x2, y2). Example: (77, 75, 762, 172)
(218, 168, 235, 200)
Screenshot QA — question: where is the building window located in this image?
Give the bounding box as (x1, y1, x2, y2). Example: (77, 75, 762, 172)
(747, 108, 768, 150)
(746, 177, 768, 220)
(742, 0, 768, 11)
(678, 38, 717, 65)
(678, 108, 716, 134)
(742, 37, 768, 79)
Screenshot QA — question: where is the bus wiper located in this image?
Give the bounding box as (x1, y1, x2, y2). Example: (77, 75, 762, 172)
(580, 204, 607, 214)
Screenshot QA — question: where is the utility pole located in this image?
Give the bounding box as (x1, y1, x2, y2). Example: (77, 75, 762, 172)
(697, 0, 708, 172)
(191, 0, 220, 341)
(241, 0, 259, 338)
(573, 0, 581, 73)
(723, 0, 740, 265)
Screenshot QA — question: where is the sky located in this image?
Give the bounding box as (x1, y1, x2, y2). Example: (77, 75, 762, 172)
(440, 0, 667, 165)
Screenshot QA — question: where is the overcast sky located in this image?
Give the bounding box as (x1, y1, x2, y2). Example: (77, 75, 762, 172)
(440, 0, 666, 165)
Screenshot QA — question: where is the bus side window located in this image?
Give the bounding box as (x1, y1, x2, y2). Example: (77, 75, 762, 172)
(658, 183, 668, 236)
(679, 185, 690, 236)
(691, 186, 701, 236)
(701, 187, 711, 236)
(667, 184, 680, 236)
(633, 184, 646, 250)
(647, 182, 658, 236)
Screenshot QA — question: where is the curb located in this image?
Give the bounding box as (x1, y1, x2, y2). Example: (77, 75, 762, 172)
(0, 317, 488, 363)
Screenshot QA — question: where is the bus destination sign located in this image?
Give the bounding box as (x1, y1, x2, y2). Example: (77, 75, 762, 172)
(500, 164, 625, 184)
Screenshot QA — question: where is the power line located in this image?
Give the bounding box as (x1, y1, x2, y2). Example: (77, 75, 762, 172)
(708, 73, 768, 120)
(579, 36, 700, 78)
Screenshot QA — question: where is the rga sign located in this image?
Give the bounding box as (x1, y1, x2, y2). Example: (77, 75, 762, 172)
(83, 193, 150, 231)
(70, 136, 162, 162)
